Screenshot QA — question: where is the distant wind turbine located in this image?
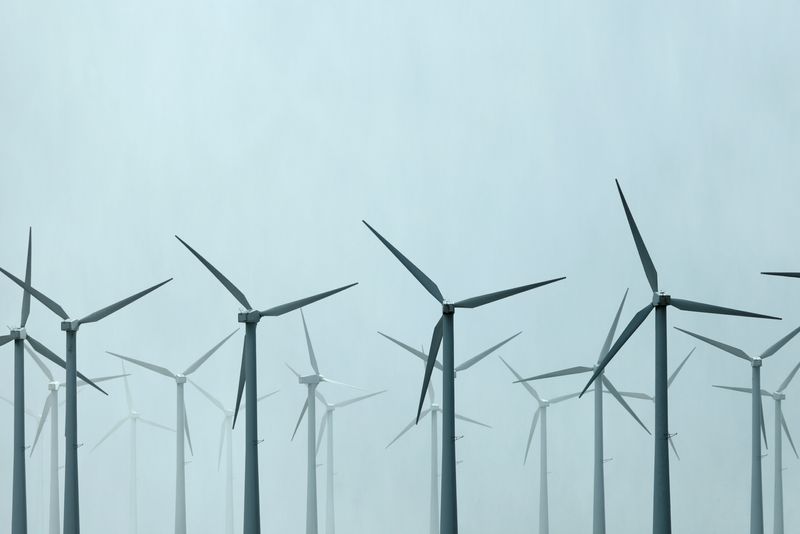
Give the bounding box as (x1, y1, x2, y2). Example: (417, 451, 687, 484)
(514, 289, 650, 534)
(578, 180, 779, 534)
(363, 220, 564, 534)
(91, 363, 173, 534)
(175, 236, 356, 534)
(190, 380, 278, 534)
(0, 255, 171, 534)
(675, 325, 800, 534)
(107, 329, 239, 534)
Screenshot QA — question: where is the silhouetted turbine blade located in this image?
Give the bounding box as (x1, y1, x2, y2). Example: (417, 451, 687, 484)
(500, 356, 541, 402)
(184, 329, 239, 376)
(581, 303, 653, 397)
(417, 318, 443, 424)
(0, 266, 69, 319)
(516, 366, 592, 383)
(602, 376, 650, 434)
(670, 298, 779, 320)
(175, 236, 251, 309)
(362, 220, 443, 302)
(259, 283, 358, 317)
(26, 336, 107, 395)
(0, 335, 13, 347)
(378, 332, 442, 370)
(20, 228, 32, 328)
(781, 413, 798, 459)
(778, 361, 800, 393)
(599, 288, 629, 363)
(453, 278, 565, 309)
(456, 332, 522, 372)
(674, 327, 752, 362)
(291, 399, 309, 441)
(232, 338, 246, 429)
(667, 348, 695, 388)
(335, 390, 386, 409)
(24, 343, 53, 381)
(615, 179, 658, 292)
(454, 413, 491, 428)
(760, 325, 800, 359)
(30, 395, 54, 456)
(523, 408, 541, 465)
(106, 352, 175, 379)
(78, 279, 172, 326)
(386, 410, 431, 449)
(300, 309, 319, 374)
(762, 272, 800, 278)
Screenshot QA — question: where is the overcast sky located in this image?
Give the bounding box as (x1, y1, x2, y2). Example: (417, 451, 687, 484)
(2, 1, 800, 533)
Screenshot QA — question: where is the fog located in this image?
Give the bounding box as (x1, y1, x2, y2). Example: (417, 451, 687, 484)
(1, 1, 800, 532)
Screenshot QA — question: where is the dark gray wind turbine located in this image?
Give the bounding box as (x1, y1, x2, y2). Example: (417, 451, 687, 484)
(175, 236, 356, 534)
(0, 255, 171, 534)
(675, 325, 800, 534)
(363, 220, 564, 534)
(579, 180, 779, 534)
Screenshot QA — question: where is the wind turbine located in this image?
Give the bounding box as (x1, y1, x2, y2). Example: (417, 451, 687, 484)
(0, 229, 108, 534)
(190, 380, 278, 534)
(363, 220, 564, 534)
(674, 325, 800, 534)
(25, 347, 125, 534)
(106, 329, 239, 534)
(314, 388, 386, 534)
(91, 362, 173, 534)
(514, 289, 651, 534)
(0, 258, 171, 534)
(385, 380, 489, 534)
(502, 356, 608, 534)
(174, 236, 356, 534)
(287, 309, 365, 534)
(578, 180, 779, 534)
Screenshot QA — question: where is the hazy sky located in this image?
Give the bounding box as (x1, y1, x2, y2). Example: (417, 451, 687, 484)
(2, 1, 800, 533)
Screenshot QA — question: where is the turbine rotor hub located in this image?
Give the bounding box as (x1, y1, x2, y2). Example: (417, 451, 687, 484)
(775, 392, 786, 401)
(60, 320, 80, 332)
(48, 382, 59, 391)
(299, 374, 323, 385)
(442, 302, 455, 314)
(9, 327, 26, 340)
(237, 310, 261, 324)
(752, 358, 763, 368)
(175, 375, 187, 384)
(653, 292, 671, 307)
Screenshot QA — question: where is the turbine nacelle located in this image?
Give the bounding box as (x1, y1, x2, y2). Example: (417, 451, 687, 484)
(237, 310, 261, 323)
(175, 375, 187, 384)
(442, 302, 454, 314)
(60, 320, 80, 332)
(131, 411, 141, 419)
(48, 381, 60, 392)
(300, 374, 323, 385)
(653, 292, 671, 306)
(9, 327, 26, 340)
(773, 392, 786, 401)
(752, 358, 763, 368)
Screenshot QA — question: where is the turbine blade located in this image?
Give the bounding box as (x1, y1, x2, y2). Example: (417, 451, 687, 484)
(599, 288, 629, 363)
(30, 394, 54, 456)
(184, 405, 194, 456)
(378, 332, 443, 370)
(454, 413, 491, 428)
(453, 277, 565, 309)
(615, 179, 658, 292)
(515, 366, 593, 383)
(285, 362, 302, 378)
(523, 408, 541, 465)
(417, 318, 443, 423)
(712, 385, 770, 396)
(183, 329, 239, 376)
(139, 418, 174, 432)
(300, 309, 319, 374)
(23, 343, 54, 381)
(581, 304, 653, 397)
(232, 338, 246, 429)
(0, 335, 13, 347)
(0, 266, 68, 319)
(20, 228, 32, 328)
(548, 391, 582, 405)
(259, 283, 358, 317)
(606, 390, 653, 401)
(670, 298, 779, 320)
(258, 389, 279, 402)
(217, 418, 226, 470)
(673, 327, 751, 362)
(362, 220, 443, 302)
(667, 348, 695, 388)
(455, 331, 522, 372)
(315, 389, 328, 406)
(778, 360, 800, 393)
(759, 325, 800, 359)
(291, 399, 309, 441)
(762, 272, 800, 278)
(602, 376, 650, 434)
(106, 351, 175, 379)
(499, 356, 541, 401)
(92, 417, 129, 451)
(78, 373, 128, 388)
(121, 362, 134, 412)
(781, 413, 799, 459)
(26, 336, 107, 395)
(668, 436, 681, 461)
(321, 377, 365, 391)
(386, 410, 430, 449)
(78, 279, 172, 326)
(188, 379, 226, 413)
(175, 236, 251, 309)
(761, 400, 768, 450)
(334, 390, 386, 409)
(316, 413, 328, 455)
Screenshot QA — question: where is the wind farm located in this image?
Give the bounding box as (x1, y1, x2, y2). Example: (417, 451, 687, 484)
(3, 6, 800, 532)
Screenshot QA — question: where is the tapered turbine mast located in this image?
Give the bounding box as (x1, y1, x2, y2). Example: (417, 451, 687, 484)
(287, 309, 367, 534)
(0, 229, 108, 534)
(514, 289, 651, 534)
(175, 236, 356, 534)
(364, 220, 564, 534)
(27, 349, 126, 534)
(675, 325, 800, 534)
(579, 180, 779, 534)
(91, 362, 173, 534)
(107, 329, 239, 534)
(386, 380, 490, 534)
(315, 389, 386, 534)
(190, 380, 278, 534)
